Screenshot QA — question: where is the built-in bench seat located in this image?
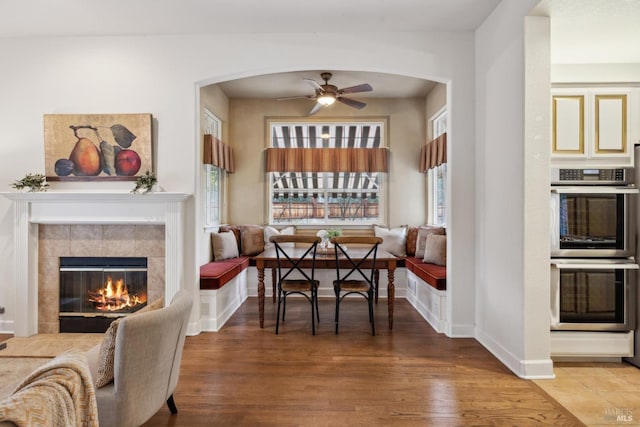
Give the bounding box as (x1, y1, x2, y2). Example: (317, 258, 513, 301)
(199, 256, 251, 290)
(402, 257, 446, 290)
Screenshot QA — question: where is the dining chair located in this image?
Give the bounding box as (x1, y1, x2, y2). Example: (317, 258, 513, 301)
(270, 235, 322, 335)
(331, 236, 383, 336)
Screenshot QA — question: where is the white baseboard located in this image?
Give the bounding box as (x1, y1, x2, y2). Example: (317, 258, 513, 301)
(475, 327, 555, 379)
(0, 320, 14, 334)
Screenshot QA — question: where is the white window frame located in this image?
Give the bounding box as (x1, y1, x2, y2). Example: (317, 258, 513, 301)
(204, 109, 223, 227)
(428, 109, 447, 226)
(267, 119, 387, 226)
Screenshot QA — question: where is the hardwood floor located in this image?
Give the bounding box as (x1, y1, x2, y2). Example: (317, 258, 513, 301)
(0, 334, 9, 351)
(144, 297, 582, 426)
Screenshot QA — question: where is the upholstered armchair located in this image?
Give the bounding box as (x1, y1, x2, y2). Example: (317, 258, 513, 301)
(85, 290, 193, 427)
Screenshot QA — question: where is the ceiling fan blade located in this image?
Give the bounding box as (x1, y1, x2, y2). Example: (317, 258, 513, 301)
(276, 95, 314, 101)
(304, 78, 323, 91)
(308, 102, 323, 116)
(338, 83, 372, 95)
(337, 97, 367, 109)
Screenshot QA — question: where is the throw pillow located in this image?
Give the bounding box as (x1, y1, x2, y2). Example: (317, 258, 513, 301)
(94, 296, 164, 388)
(415, 226, 446, 259)
(211, 231, 240, 261)
(406, 227, 420, 256)
(374, 225, 408, 257)
(241, 225, 265, 256)
(263, 226, 295, 249)
(219, 225, 242, 254)
(423, 234, 447, 266)
(95, 318, 121, 388)
(136, 296, 164, 314)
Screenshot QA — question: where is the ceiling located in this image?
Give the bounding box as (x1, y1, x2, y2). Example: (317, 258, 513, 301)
(0, 0, 502, 37)
(0, 0, 501, 101)
(213, 0, 640, 100)
(2, 1, 640, 98)
(535, 0, 640, 64)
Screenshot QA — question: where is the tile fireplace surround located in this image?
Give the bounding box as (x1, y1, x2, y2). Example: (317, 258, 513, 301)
(39, 224, 165, 333)
(2, 191, 189, 337)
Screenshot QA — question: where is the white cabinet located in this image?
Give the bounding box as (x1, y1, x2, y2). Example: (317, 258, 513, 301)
(552, 88, 636, 166)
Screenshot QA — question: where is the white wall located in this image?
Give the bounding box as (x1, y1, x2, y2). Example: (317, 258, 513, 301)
(475, 0, 553, 378)
(523, 15, 552, 378)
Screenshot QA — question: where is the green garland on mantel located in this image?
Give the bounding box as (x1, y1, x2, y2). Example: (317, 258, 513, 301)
(11, 173, 49, 192)
(10, 171, 162, 194)
(132, 170, 158, 194)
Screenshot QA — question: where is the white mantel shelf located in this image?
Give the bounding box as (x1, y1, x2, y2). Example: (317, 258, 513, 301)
(1, 191, 190, 225)
(2, 191, 189, 202)
(3, 190, 190, 336)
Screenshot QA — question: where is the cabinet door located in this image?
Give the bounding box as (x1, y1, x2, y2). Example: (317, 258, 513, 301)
(553, 95, 585, 155)
(594, 94, 627, 154)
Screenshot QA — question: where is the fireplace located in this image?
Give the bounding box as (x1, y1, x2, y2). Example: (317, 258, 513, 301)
(59, 256, 149, 332)
(2, 191, 188, 337)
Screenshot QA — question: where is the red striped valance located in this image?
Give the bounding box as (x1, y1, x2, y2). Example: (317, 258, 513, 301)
(419, 133, 447, 172)
(265, 148, 388, 173)
(204, 134, 235, 173)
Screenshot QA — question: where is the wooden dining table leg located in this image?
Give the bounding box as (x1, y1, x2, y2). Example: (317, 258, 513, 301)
(387, 267, 395, 330)
(258, 265, 265, 328)
(271, 268, 277, 303)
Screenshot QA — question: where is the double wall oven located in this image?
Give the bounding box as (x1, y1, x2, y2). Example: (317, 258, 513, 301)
(550, 167, 638, 331)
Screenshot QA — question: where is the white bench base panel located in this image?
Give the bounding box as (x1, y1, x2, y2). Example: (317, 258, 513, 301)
(405, 270, 448, 333)
(200, 269, 248, 332)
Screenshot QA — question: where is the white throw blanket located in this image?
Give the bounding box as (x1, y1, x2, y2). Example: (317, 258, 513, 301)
(0, 349, 99, 427)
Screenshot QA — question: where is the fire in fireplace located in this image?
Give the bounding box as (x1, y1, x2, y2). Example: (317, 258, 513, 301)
(87, 275, 146, 311)
(59, 257, 148, 332)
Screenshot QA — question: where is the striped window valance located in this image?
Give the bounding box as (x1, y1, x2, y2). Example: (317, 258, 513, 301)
(419, 133, 447, 172)
(203, 134, 235, 173)
(265, 147, 388, 173)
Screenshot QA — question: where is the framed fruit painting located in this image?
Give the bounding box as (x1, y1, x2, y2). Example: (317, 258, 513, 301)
(43, 113, 153, 181)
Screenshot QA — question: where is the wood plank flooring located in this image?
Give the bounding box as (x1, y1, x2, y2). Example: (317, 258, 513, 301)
(143, 297, 582, 427)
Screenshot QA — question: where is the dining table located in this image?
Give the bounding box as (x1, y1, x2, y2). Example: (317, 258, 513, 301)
(254, 245, 398, 330)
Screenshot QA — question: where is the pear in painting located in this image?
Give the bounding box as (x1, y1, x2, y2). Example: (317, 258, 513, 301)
(69, 137, 102, 176)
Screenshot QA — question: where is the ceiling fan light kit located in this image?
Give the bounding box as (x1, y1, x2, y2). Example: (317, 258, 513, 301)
(277, 72, 373, 115)
(317, 94, 336, 106)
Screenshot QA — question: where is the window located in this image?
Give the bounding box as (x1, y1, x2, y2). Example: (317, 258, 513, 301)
(204, 109, 222, 226)
(268, 121, 386, 225)
(428, 110, 447, 226)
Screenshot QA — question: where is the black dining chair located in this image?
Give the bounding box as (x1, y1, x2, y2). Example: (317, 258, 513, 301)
(331, 236, 382, 336)
(270, 235, 322, 335)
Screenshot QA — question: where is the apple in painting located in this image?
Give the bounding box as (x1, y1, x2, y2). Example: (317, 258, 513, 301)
(115, 149, 141, 176)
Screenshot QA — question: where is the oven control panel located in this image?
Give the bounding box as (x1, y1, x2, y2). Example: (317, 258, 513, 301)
(551, 168, 631, 185)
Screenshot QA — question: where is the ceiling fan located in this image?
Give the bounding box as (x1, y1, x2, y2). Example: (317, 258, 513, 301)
(277, 72, 373, 115)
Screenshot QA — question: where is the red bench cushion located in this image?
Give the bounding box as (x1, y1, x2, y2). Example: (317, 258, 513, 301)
(200, 257, 250, 290)
(404, 257, 446, 290)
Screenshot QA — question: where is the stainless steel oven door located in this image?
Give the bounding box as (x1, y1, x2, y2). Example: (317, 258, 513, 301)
(550, 259, 637, 331)
(550, 186, 637, 258)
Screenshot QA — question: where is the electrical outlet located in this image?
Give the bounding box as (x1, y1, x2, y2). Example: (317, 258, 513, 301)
(0, 306, 5, 314)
